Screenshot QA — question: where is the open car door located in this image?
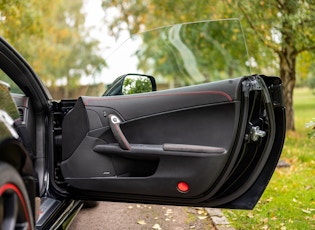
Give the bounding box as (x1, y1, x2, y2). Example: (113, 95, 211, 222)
(58, 20, 286, 209)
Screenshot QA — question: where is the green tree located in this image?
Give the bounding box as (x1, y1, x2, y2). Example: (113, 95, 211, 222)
(0, 0, 105, 98)
(102, 0, 236, 37)
(0, 0, 44, 53)
(232, 0, 315, 131)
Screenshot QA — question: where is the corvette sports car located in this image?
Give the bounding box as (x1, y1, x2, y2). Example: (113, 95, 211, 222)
(0, 19, 285, 229)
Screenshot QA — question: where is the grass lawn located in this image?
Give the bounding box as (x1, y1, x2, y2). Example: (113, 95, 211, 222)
(223, 87, 315, 229)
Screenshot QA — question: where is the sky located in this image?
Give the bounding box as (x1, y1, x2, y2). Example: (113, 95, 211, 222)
(83, 0, 106, 41)
(81, 0, 138, 85)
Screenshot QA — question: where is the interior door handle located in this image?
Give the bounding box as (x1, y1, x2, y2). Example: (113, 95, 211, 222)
(108, 114, 131, 150)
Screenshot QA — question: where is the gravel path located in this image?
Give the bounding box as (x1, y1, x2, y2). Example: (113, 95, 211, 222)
(69, 201, 215, 230)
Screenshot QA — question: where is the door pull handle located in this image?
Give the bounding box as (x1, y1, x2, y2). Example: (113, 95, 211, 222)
(108, 114, 131, 150)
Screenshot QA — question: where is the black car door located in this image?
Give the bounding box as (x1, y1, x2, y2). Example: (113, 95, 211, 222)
(59, 74, 285, 209)
(58, 20, 286, 209)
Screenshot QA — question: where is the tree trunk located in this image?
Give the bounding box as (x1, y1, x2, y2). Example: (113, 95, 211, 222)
(278, 47, 297, 131)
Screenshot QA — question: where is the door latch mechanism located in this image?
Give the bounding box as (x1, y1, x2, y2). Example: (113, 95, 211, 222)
(250, 126, 266, 142)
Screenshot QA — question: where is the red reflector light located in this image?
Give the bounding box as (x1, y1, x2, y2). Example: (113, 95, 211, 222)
(177, 181, 189, 193)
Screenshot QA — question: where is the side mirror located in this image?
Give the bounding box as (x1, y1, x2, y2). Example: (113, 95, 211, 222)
(103, 73, 156, 96)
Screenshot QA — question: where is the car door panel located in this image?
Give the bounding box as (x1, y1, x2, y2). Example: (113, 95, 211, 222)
(60, 75, 285, 209)
(61, 80, 239, 196)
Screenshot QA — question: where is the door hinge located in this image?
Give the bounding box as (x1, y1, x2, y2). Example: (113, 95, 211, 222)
(242, 76, 262, 97)
(244, 125, 266, 142)
(250, 126, 266, 142)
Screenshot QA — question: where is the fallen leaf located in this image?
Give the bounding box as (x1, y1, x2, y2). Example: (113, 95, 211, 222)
(137, 220, 146, 225)
(197, 216, 207, 220)
(262, 225, 268, 230)
(265, 197, 273, 203)
(164, 209, 173, 217)
(305, 185, 313, 190)
(247, 212, 254, 219)
(305, 216, 312, 221)
(166, 209, 173, 214)
(152, 224, 162, 230)
(197, 210, 205, 215)
(302, 209, 311, 214)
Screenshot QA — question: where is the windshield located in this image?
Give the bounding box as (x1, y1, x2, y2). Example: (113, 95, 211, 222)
(86, 19, 250, 96)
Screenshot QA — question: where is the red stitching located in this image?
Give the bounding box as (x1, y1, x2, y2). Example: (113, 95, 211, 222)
(84, 91, 232, 106)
